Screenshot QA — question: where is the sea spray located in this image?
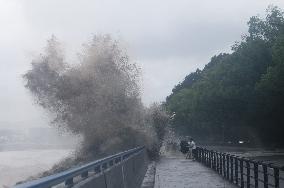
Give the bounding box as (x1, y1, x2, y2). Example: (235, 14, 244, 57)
(23, 35, 168, 165)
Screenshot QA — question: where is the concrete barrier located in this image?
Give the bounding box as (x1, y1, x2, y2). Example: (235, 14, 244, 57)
(104, 164, 124, 188)
(73, 150, 148, 188)
(123, 157, 136, 188)
(133, 150, 148, 186)
(73, 173, 106, 188)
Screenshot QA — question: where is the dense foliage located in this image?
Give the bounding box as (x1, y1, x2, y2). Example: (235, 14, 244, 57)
(166, 6, 284, 147)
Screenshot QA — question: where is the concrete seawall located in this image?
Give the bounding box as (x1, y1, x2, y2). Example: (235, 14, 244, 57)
(73, 150, 148, 188)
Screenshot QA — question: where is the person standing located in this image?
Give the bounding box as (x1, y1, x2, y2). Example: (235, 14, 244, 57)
(180, 139, 189, 156)
(186, 138, 196, 159)
(191, 138, 197, 160)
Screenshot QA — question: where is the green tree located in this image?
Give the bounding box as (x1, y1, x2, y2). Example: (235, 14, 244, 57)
(166, 6, 284, 146)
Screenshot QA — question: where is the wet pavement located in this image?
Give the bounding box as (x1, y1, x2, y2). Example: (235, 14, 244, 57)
(154, 154, 237, 188)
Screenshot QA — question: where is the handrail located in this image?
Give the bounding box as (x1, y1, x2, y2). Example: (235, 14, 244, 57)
(195, 147, 284, 188)
(14, 146, 145, 188)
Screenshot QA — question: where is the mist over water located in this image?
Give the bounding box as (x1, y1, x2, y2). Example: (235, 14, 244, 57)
(0, 149, 72, 187)
(0, 126, 79, 187)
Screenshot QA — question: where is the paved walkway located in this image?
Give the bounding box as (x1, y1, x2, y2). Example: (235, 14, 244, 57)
(154, 154, 237, 188)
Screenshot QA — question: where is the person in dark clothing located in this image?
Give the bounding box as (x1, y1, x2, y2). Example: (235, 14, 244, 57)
(180, 139, 189, 155)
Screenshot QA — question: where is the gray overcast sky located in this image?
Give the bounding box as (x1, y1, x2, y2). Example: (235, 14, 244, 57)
(1, 0, 284, 127)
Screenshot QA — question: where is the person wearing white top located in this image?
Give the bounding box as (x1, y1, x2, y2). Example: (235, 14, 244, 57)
(186, 138, 196, 159)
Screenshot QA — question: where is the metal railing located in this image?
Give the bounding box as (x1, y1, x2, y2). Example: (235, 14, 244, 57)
(195, 147, 284, 188)
(14, 146, 145, 188)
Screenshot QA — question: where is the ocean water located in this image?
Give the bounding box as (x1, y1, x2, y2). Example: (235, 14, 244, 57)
(0, 149, 73, 188)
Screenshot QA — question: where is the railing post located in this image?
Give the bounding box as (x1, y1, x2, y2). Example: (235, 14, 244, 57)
(95, 165, 101, 173)
(240, 159, 244, 188)
(203, 149, 206, 164)
(109, 160, 114, 167)
(208, 150, 211, 168)
(81, 171, 88, 178)
(235, 157, 238, 185)
(197, 148, 200, 162)
(212, 152, 216, 170)
(204, 149, 206, 165)
(230, 156, 234, 183)
(200, 148, 202, 163)
(222, 153, 226, 178)
(216, 152, 220, 173)
(214, 151, 216, 170)
(263, 164, 268, 188)
(203, 148, 206, 164)
(115, 156, 121, 163)
(206, 150, 209, 167)
(216, 152, 218, 171)
(254, 162, 258, 188)
(202, 149, 205, 164)
(217, 152, 220, 172)
(196, 148, 199, 161)
(215, 152, 217, 171)
(220, 153, 223, 175)
(197, 148, 201, 162)
(213, 151, 215, 171)
(212, 151, 215, 169)
(274, 167, 280, 188)
(201, 148, 203, 163)
(246, 161, 250, 188)
(65, 178, 73, 186)
(226, 154, 230, 180)
(199, 148, 202, 162)
(205, 150, 208, 166)
(218, 153, 223, 175)
(102, 162, 108, 170)
(210, 151, 213, 168)
(208, 150, 211, 167)
(215, 152, 217, 172)
(200, 148, 202, 162)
